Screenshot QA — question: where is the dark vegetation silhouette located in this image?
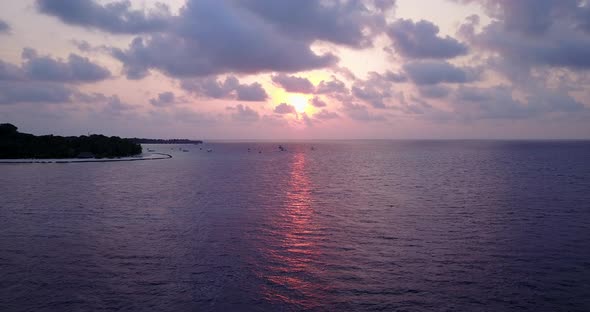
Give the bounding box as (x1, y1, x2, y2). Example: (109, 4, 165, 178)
(131, 138, 203, 144)
(0, 123, 142, 159)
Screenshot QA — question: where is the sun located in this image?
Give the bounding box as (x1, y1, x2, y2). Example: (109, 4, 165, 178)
(288, 94, 309, 113)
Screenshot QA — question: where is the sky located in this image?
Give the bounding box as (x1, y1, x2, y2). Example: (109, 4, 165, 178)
(1, 0, 589, 140)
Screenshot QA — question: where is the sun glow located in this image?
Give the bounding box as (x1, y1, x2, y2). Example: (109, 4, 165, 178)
(288, 94, 309, 113)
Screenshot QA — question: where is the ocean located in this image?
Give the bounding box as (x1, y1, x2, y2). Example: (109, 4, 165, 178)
(1, 141, 589, 311)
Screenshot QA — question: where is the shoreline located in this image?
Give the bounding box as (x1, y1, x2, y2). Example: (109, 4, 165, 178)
(0, 153, 172, 164)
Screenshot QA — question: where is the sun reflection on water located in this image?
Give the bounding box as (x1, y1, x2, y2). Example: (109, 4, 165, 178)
(259, 152, 327, 309)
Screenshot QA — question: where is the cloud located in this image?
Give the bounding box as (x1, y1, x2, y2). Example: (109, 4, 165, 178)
(372, 0, 397, 12)
(397, 95, 440, 116)
(274, 103, 297, 114)
(0, 48, 110, 105)
(452, 85, 585, 119)
(0, 19, 10, 34)
(315, 77, 349, 95)
(387, 19, 468, 59)
(0, 50, 111, 105)
(235, 0, 389, 48)
(228, 104, 260, 122)
(342, 102, 387, 122)
(181, 76, 268, 101)
(21, 48, 111, 83)
(456, 0, 590, 74)
(75, 92, 137, 116)
(313, 109, 339, 120)
(311, 97, 327, 108)
(383, 71, 408, 82)
(351, 85, 388, 109)
(272, 73, 315, 93)
(0, 81, 74, 105)
(102, 95, 135, 115)
(1, 49, 111, 83)
(110, 0, 338, 79)
(418, 85, 451, 98)
(403, 61, 479, 85)
(474, 22, 590, 70)
(300, 112, 314, 127)
(349, 71, 404, 109)
(455, 0, 588, 36)
(150, 92, 175, 107)
(0, 60, 25, 81)
(71, 40, 94, 52)
(36, 0, 171, 34)
(235, 83, 268, 101)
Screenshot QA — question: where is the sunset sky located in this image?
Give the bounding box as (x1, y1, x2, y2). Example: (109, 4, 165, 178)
(1, 0, 589, 139)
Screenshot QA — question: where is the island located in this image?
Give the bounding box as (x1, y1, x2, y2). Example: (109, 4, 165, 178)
(0, 123, 142, 159)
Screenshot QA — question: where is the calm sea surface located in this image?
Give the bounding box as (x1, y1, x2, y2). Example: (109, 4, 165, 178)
(1, 141, 589, 311)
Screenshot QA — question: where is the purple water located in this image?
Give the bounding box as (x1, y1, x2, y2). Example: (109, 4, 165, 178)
(1, 141, 589, 311)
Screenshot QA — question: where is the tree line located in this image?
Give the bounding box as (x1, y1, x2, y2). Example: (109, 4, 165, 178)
(0, 123, 142, 159)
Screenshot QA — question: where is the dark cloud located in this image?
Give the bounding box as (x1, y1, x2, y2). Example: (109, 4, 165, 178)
(102, 95, 135, 115)
(453, 85, 585, 119)
(403, 61, 479, 85)
(71, 40, 93, 52)
(311, 97, 327, 108)
(372, 0, 397, 12)
(274, 103, 297, 114)
(21, 48, 111, 83)
(351, 85, 388, 109)
(383, 71, 408, 82)
(111, 0, 338, 79)
(0, 19, 10, 34)
(387, 19, 468, 59)
(272, 73, 315, 93)
(0, 60, 25, 81)
(578, 4, 590, 33)
(455, 0, 590, 74)
(235, 84, 268, 102)
(527, 91, 586, 113)
(418, 85, 451, 98)
(0, 81, 74, 105)
(315, 78, 349, 95)
(228, 104, 260, 122)
(446, 0, 590, 123)
(301, 112, 314, 127)
(455, 0, 587, 36)
(0, 50, 110, 105)
(150, 92, 175, 107)
(397, 95, 439, 115)
(236, 0, 389, 48)
(342, 102, 387, 122)
(313, 109, 339, 120)
(3, 50, 111, 83)
(349, 71, 405, 109)
(36, 0, 171, 34)
(73, 92, 136, 116)
(474, 22, 590, 70)
(182, 76, 268, 101)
